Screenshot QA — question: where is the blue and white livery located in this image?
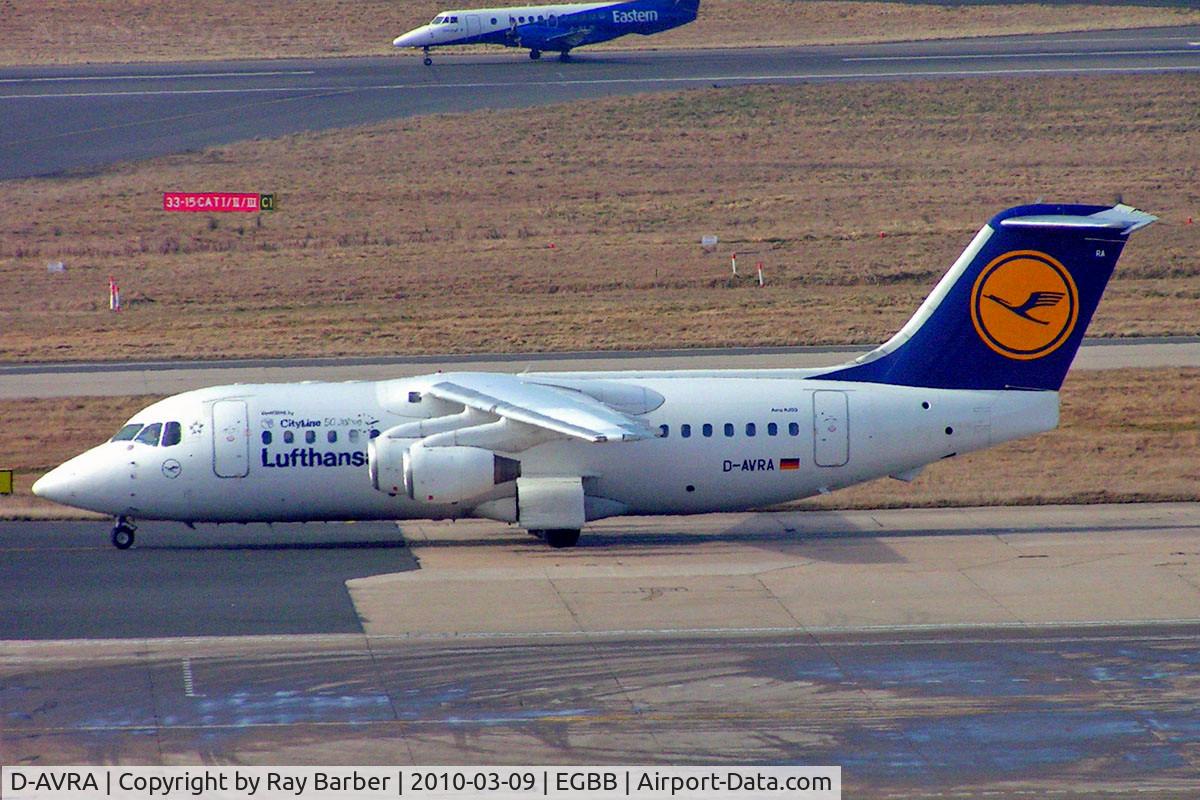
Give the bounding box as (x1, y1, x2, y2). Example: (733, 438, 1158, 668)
(34, 203, 1156, 549)
(393, 0, 701, 64)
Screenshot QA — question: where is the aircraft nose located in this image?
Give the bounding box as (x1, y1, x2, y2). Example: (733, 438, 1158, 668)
(32, 463, 74, 504)
(392, 29, 426, 48)
(32, 446, 128, 513)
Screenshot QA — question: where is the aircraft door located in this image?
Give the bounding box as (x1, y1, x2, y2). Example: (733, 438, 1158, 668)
(212, 399, 250, 478)
(813, 390, 849, 467)
(466, 15, 481, 37)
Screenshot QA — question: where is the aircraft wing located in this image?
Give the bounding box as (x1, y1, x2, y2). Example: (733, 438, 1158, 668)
(532, 26, 595, 50)
(426, 373, 654, 444)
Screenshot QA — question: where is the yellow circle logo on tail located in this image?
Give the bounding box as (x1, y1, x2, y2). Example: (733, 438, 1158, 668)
(970, 250, 1078, 360)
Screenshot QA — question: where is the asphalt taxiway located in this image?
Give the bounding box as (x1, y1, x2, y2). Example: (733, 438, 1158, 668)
(1, 337, 1197, 399)
(2, 26, 1198, 178)
(2, 503, 1199, 796)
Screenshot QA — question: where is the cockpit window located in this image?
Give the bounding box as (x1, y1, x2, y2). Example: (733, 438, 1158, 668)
(162, 421, 182, 447)
(111, 423, 143, 442)
(432, 15, 443, 23)
(134, 422, 163, 446)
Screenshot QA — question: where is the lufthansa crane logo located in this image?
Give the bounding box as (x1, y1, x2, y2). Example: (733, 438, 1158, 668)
(970, 250, 1078, 360)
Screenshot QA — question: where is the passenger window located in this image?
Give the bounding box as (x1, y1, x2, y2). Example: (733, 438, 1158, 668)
(681, 424, 691, 438)
(305, 430, 316, 444)
(284, 430, 294, 444)
(702, 423, 713, 438)
(111, 423, 143, 442)
(538, 15, 544, 22)
(161, 421, 182, 447)
(658, 424, 669, 438)
(519, 16, 525, 23)
(789, 422, 800, 436)
(327, 430, 337, 443)
(767, 422, 778, 436)
(724, 423, 734, 437)
(491, 17, 497, 24)
(261, 431, 272, 445)
(134, 422, 162, 446)
(746, 423, 756, 437)
(349, 429, 360, 443)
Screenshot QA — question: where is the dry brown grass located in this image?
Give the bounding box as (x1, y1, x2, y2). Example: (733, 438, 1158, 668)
(1, 1, 1196, 66)
(1, 369, 1195, 519)
(1, 75, 1197, 363)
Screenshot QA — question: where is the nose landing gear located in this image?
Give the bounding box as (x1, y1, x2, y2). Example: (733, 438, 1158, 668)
(111, 517, 136, 549)
(423, 46, 433, 66)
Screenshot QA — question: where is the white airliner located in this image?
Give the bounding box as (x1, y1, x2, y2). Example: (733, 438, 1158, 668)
(392, 0, 700, 64)
(34, 203, 1154, 549)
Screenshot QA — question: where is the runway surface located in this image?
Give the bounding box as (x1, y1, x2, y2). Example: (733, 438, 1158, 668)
(2, 503, 1199, 795)
(2, 26, 1198, 178)
(1, 337, 1196, 399)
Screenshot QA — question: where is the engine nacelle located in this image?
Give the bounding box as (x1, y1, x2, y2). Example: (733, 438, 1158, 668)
(404, 443, 521, 505)
(368, 435, 419, 495)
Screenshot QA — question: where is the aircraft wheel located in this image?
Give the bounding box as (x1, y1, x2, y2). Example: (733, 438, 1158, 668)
(544, 529, 580, 548)
(529, 49, 542, 61)
(558, 51, 571, 63)
(111, 522, 136, 550)
(423, 56, 433, 66)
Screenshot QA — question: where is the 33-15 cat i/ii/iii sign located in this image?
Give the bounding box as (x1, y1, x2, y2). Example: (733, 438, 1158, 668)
(162, 192, 275, 212)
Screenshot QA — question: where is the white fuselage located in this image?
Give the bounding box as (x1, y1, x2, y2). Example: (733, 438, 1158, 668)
(36, 369, 1058, 526)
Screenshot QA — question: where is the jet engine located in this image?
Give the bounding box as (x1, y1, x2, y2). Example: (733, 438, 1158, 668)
(368, 435, 419, 495)
(403, 443, 521, 505)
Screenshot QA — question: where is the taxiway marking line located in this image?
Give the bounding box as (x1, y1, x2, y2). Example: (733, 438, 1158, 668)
(4, 64, 1200, 101)
(3, 618, 1199, 661)
(844, 48, 1199, 62)
(0, 70, 316, 84)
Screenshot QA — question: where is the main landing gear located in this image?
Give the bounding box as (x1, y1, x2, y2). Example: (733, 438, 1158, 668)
(423, 47, 433, 66)
(111, 516, 136, 549)
(529, 48, 542, 60)
(558, 51, 572, 63)
(533, 529, 581, 548)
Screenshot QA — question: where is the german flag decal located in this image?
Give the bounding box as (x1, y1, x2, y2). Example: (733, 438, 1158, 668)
(780, 458, 800, 471)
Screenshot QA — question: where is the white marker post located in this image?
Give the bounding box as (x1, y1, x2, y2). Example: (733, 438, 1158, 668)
(108, 277, 120, 312)
(757, 261, 765, 287)
(731, 252, 738, 277)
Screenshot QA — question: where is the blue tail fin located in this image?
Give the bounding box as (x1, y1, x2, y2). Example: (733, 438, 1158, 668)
(819, 203, 1156, 391)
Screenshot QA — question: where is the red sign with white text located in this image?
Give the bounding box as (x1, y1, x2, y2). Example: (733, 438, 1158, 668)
(163, 192, 269, 212)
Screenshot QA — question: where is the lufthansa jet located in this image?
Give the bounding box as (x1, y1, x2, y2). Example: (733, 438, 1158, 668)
(392, 0, 701, 64)
(34, 203, 1155, 549)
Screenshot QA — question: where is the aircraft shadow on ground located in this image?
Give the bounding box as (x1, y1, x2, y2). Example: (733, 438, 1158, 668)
(146, 538, 411, 553)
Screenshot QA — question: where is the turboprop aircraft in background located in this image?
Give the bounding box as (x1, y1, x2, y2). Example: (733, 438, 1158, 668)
(392, 0, 700, 64)
(34, 203, 1155, 549)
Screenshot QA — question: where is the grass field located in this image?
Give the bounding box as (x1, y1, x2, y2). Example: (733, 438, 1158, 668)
(1, 74, 1197, 363)
(2, 1, 1196, 66)
(2, 368, 1195, 519)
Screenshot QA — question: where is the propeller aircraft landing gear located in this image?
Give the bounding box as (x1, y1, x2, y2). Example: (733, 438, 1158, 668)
(529, 49, 542, 60)
(423, 47, 433, 66)
(111, 517, 136, 549)
(558, 51, 572, 63)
